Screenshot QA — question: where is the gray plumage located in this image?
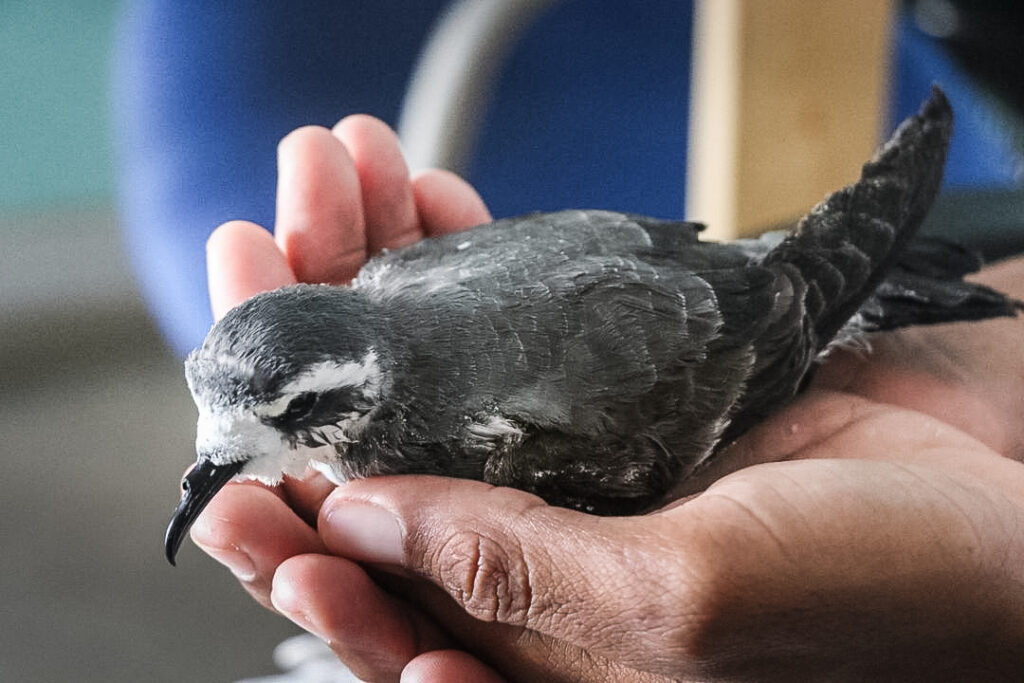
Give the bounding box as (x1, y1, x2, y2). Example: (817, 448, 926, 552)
(167, 88, 1021, 563)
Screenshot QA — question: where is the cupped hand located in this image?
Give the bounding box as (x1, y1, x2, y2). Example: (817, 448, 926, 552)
(204, 115, 490, 319)
(191, 115, 1024, 681)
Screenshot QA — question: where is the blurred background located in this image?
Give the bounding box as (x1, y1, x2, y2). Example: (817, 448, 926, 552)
(0, 2, 300, 682)
(1, 1, 1021, 681)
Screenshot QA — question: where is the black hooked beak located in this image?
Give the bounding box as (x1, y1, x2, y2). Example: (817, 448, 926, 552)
(164, 458, 246, 565)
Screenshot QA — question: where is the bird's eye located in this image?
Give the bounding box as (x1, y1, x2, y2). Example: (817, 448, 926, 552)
(283, 392, 318, 420)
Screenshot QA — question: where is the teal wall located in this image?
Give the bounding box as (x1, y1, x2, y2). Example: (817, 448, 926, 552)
(0, 1, 120, 210)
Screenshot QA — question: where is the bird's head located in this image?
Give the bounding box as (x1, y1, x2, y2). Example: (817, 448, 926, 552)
(165, 284, 389, 564)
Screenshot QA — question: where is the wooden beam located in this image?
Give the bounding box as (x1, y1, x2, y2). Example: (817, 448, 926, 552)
(687, 0, 893, 239)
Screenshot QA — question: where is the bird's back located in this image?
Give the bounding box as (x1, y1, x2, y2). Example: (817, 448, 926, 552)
(345, 88, 1014, 511)
(352, 209, 711, 301)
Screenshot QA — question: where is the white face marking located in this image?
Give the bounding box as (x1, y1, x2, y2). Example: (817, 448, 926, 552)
(195, 407, 302, 483)
(195, 405, 349, 485)
(194, 349, 386, 485)
(252, 351, 383, 420)
(285, 351, 381, 395)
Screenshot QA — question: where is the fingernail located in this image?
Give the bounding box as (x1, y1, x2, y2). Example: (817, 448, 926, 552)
(271, 579, 324, 639)
(322, 501, 405, 565)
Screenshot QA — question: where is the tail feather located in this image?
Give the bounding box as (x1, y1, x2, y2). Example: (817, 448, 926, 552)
(855, 238, 1023, 332)
(763, 87, 954, 349)
(862, 275, 1022, 331)
(715, 89, 1018, 453)
(892, 235, 983, 279)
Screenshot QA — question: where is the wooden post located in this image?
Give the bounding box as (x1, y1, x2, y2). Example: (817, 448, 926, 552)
(687, 0, 893, 239)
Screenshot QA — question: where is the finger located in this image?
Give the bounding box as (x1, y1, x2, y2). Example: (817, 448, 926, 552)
(317, 476, 697, 677)
(271, 554, 455, 682)
(401, 649, 505, 683)
(333, 115, 421, 253)
(280, 470, 336, 527)
(411, 169, 491, 236)
(206, 220, 295, 319)
(379, 572, 665, 682)
(191, 483, 325, 610)
(821, 324, 1024, 461)
(275, 125, 367, 284)
(688, 389, 1024, 504)
(675, 389, 882, 494)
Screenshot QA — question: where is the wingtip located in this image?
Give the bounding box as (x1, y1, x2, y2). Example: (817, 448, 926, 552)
(925, 85, 952, 116)
(862, 87, 953, 220)
(883, 86, 954, 158)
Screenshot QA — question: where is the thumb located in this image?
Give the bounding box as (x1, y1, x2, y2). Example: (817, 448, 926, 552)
(317, 475, 700, 677)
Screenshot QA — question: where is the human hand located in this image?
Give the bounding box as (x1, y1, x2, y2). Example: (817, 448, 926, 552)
(203, 115, 491, 319)
(200, 390, 1024, 682)
(191, 115, 1024, 681)
(810, 256, 1024, 463)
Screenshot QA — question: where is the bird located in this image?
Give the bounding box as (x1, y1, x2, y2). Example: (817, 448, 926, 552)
(167, 88, 1021, 564)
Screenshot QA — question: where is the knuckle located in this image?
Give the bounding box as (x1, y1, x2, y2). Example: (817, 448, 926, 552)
(432, 529, 535, 625)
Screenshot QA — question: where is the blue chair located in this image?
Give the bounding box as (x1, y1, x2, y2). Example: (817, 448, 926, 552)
(112, 2, 1021, 356)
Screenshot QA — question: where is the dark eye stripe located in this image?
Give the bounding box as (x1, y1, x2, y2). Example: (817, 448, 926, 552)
(262, 392, 317, 429)
(263, 388, 359, 432)
(282, 392, 317, 420)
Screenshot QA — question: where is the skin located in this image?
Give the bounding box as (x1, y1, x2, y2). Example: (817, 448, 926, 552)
(189, 114, 1024, 682)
